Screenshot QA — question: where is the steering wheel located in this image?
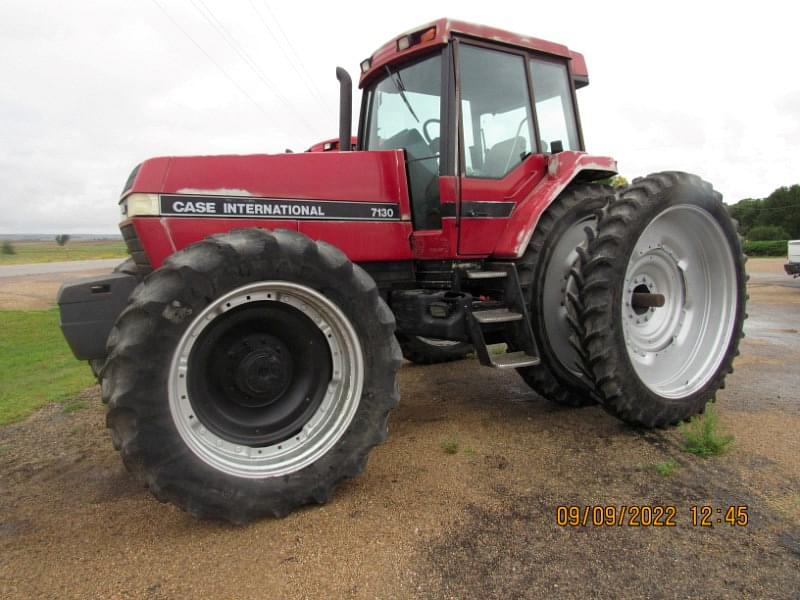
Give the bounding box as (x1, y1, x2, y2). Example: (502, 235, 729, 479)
(422, 118, 440, 144)
(501, 116, 530, 175)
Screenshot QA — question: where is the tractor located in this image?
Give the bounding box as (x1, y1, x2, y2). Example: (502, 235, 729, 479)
(57, 19, 747, 522)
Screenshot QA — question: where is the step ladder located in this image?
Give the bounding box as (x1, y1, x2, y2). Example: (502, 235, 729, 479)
(463, 262, 540, 369)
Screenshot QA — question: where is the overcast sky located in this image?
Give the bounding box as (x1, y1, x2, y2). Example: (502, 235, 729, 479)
(1, 0, 797, 233)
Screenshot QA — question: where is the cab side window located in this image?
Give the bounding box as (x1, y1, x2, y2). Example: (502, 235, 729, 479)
(459, 45, 534, 179)
(529, 59, 580, 152)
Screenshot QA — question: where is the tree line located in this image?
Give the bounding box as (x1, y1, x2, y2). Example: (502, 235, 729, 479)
(727, 184, 800, 241)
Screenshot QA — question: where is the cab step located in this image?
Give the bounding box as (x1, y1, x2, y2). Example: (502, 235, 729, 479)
(464, 262, 540, 370)
(489, 350, 540, 369)
(464, 269, 507, 280)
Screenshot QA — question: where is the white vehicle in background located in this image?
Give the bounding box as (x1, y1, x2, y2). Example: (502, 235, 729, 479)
(786, 240, 800, 277)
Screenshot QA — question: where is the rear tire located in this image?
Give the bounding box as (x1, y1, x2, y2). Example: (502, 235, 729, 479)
(516, 183, 614, 407)
(102, 228, 401, 521)
(570, 172, 746, 427)
(397, 333, 472, 364)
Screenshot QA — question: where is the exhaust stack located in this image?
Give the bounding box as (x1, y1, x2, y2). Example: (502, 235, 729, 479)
(336, 67, 352, 151)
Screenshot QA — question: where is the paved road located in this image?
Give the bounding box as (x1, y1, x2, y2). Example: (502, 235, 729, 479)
(0, 259, 124, 309)
(749, 271, 800, 289)
(0, 258, 123, 279)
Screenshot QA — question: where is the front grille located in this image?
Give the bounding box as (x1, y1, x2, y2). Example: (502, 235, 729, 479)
(120, 223, 153, 275)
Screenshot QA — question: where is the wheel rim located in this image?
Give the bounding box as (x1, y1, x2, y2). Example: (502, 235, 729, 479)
(622, 204, 737, 398)
(168, 281, 364, 478)
(543, 214, 595, 378)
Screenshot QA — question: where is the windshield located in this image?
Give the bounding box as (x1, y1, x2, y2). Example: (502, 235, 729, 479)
(364, 52, 443, 230)
(364, 53, 442, 162)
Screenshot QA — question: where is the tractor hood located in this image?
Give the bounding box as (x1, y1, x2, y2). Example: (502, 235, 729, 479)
(117, 150, 416, 268)
(121, 150, 410, 215)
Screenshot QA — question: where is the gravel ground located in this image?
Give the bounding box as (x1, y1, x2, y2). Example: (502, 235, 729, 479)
(0, 259, 798, 599)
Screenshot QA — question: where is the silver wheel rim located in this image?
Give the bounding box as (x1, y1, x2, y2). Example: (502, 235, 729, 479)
(168, 281, 364, 478)
(543, 214, 595, 378)
(622, 204, 737, 398)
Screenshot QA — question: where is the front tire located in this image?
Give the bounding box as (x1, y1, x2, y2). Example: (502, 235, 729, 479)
(102, 228, 401, 521)
(571, 172, 746, 427)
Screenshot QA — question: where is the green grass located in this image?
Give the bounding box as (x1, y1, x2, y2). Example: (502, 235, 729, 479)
(0, 309, 95, 425)
(654, 458, 680, 477)
(680, 406, 734, 457)
(0, 240, 126, 265)
(440, 439, 459, 454)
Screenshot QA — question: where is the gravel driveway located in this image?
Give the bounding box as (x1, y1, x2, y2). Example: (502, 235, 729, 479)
(0, 259, 798, 599)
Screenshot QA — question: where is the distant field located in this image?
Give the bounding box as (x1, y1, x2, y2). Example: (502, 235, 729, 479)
(0, 239, 127, 265)
(0, 309, 95, 425)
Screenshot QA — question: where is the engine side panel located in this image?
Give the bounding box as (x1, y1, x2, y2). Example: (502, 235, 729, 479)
(124, 150, 415, 267)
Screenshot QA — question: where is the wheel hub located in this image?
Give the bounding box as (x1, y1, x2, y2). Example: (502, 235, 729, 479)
(227, 334, 292, 407)
(621, 204, 737, 398)
(624, 250, 686, 356)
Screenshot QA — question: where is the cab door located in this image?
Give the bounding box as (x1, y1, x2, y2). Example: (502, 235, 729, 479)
(456, 41, 545, 256)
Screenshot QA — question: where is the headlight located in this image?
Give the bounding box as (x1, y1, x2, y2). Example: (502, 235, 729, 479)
(121, 193, 159, 218)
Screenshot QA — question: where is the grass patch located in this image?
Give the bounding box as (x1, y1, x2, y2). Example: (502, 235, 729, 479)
(489, 343, 508, 356)
(680, 406, 734, 457)
(654, 458, 680, 477)
(463, 447, 476, 456)
(0, 240, 126, 265)
(467, 344, 508, 360)
(0, 309, 95, 425)
(440, 439, 459, 454)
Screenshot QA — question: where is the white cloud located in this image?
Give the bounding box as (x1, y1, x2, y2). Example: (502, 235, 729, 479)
(0, 0, 797, 233)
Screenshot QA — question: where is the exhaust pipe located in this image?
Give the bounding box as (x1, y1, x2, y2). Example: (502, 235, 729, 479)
(336, 67, 352, 151)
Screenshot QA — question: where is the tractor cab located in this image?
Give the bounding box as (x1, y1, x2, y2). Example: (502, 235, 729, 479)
(354, 19, 590, 250)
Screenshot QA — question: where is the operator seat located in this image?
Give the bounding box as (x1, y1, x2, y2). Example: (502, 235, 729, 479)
(483, 136, 527, 178)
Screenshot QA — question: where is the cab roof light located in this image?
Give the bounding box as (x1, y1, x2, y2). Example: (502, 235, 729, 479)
(418, 26, 437, 43)
(360, 58, 371, 73)
(396, 26, 436, 52)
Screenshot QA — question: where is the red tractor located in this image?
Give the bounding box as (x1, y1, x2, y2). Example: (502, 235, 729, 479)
(58, 19, 746, 522)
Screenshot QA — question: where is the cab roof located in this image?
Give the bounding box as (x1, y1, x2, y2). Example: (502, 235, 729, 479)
(359, 18, 589, 89)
